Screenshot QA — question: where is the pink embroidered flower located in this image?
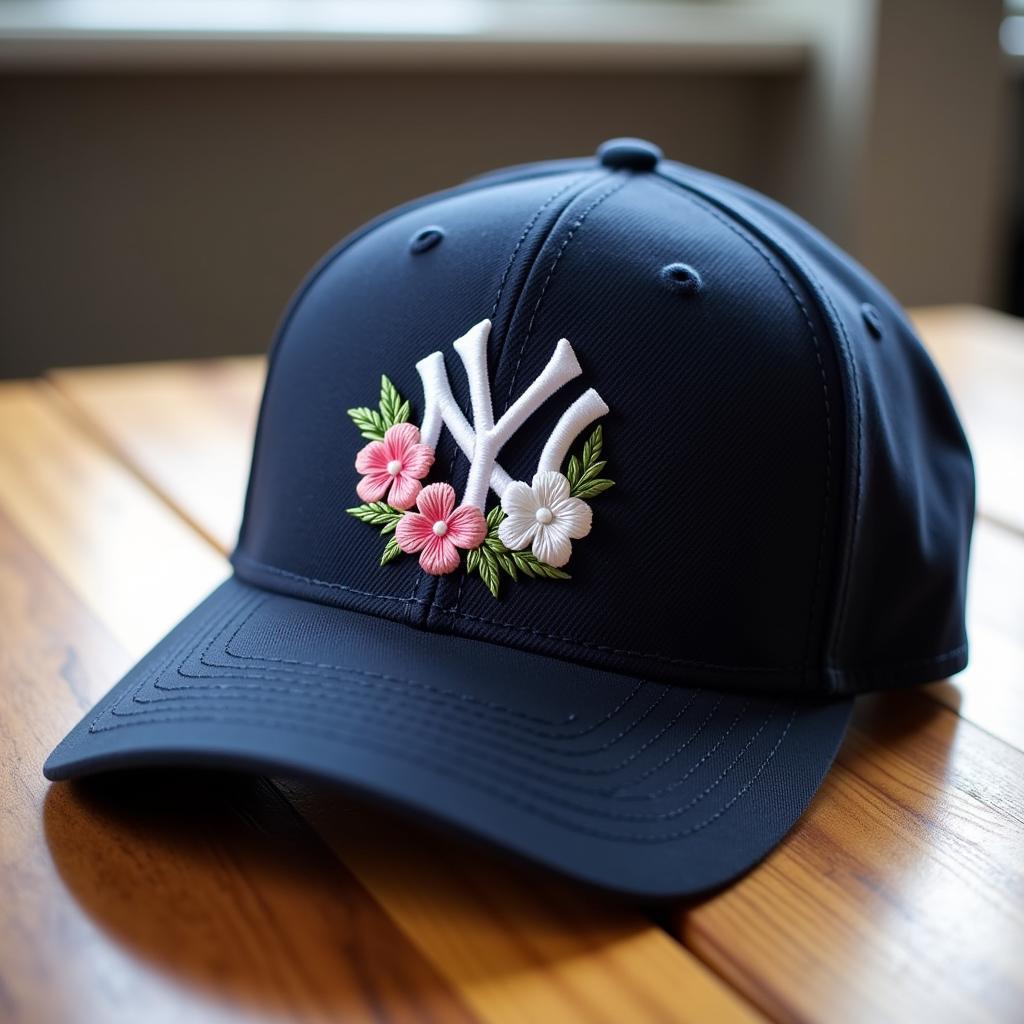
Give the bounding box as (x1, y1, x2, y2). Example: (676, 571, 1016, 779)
(395, 483, 486, 575)
(355, 423, 435, 510)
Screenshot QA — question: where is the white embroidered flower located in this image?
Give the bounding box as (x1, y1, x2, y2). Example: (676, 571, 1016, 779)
(498, 470, 592, 568)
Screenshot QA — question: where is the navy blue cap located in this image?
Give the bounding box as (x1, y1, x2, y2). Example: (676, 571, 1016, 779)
(45, 139, 974, 898)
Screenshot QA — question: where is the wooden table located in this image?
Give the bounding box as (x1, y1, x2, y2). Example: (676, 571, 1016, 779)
(1, 305, 1022, 1023)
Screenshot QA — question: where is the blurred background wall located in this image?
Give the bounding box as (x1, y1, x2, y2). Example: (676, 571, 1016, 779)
(0, 0, 1018, 377)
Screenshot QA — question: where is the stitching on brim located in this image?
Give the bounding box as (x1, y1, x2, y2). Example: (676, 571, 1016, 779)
(200, 592, 649, 734)
(90, 606, 796, 837)
(443, 174, 585, 621)
(196, 616, 737, 798)
(185, 597, 684, 764)
(89, 703, 797, 842)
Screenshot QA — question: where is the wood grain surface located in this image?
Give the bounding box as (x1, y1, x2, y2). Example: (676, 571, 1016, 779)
(911, 306, 1024, 538)
(2, 305, 1021, 1023)
(48, 358, 264, 551)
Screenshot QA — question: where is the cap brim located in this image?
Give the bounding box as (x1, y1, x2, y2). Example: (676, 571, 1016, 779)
(45, 577, 851, 899)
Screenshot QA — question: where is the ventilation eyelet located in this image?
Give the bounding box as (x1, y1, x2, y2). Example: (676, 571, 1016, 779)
(660, 262, 703, 295)
(409, 226, 445, 254)
(861, 302, 883, 339)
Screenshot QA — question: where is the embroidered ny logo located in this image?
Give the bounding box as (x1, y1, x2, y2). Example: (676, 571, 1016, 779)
(415, 320, 608, 511)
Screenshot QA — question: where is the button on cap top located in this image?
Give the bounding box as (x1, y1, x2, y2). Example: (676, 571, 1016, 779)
(597, 137, 662, 172)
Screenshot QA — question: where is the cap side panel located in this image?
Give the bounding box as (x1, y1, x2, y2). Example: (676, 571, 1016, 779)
(647, 175, 841, 690)
(656, 163, 974, 691)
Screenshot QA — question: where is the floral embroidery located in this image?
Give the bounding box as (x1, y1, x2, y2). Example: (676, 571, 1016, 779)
(464, 424, 614, 596)
(345, 320, 616, 595)
(498, 471, 592, 568)
(395, 483, 487, 574)
(355, 422, 434, 510)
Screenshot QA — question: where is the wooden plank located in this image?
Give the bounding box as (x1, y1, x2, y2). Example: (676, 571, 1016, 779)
(0, 383, 761, 1022)
(911, 305, 1024, 538)
(677, 690, 1024, 1023)
(926, 518, 1024, 752)
(0, 507, 477, 1024)
(48, 358, 263, 552)
(284, 781, 754, 1024)
(0, 380, 228, 659)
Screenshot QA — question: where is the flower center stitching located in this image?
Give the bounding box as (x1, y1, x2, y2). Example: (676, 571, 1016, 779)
(535, 506, 554, 525)
(387, 459, 403, 476)
(432, 520, 449, 537)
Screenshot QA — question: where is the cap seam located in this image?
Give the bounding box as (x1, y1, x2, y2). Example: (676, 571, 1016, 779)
(498, 176, 629, 414)
(440, 173, 626, 624)
(418, 172, 594, 621)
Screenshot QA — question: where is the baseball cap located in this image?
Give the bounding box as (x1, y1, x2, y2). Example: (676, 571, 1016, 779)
(44, 138, 974, 899)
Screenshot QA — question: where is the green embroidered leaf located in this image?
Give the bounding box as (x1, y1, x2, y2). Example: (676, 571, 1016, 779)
(565, 454, 582, 490)
(510, 548, 571, 580)
(346, 501, 404, 528)
(476, 545, 502, 598)
(380, 535, 402, 565)
(582, 424, 602, 466)
(568, 424, 615, 500)
(486, 504, 506, 529)
(347, 406, 387, 441)
(349, 375, 411, 439)
(571, 478, 615, 500)
(512, 551, 537, 578)
(495, 551, 519, 581)
(379, 375, 411, 429)
(574, 459, 607, 487)
(466, 546, 480, 573)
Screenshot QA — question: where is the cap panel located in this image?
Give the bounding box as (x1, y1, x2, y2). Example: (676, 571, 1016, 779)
(429, 174, 838, 689)
(234, 170, 596, 619)
(657, 163, 974, 689)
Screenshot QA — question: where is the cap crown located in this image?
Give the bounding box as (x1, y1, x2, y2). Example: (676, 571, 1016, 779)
(233, 150, 973, 694)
